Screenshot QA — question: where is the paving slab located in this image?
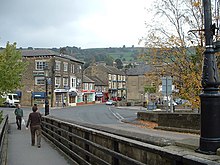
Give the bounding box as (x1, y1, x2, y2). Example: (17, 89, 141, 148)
(7, 121, 72, 165)
(175, 138, 199, 150)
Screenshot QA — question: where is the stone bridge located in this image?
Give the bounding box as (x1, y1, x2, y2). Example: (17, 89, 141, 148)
(1, 109, 220, 165)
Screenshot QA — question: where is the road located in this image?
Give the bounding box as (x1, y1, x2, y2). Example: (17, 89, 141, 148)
(49, 104, 140, 124)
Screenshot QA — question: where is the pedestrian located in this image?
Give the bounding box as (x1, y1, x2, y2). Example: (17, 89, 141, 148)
(26, 105, 42, 148)
(14, 104, 23, 130)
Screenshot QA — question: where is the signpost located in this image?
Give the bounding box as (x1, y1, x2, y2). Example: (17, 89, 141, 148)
(162, 76, 173, 112)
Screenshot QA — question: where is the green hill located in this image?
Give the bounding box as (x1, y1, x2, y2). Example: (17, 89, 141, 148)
(51, 46, 146, 68)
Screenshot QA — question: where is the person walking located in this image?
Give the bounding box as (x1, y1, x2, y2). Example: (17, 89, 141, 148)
(26, 105, 42, 148)
(14, 104, 23, 130)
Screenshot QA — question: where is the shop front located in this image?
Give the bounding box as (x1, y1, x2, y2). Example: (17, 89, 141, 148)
(32, 92, 46, 106)
(95, 92, 103, 103)
(82, 90, 95, 104)
(54, 89, 68, 107)
(69, 91, 77, 106)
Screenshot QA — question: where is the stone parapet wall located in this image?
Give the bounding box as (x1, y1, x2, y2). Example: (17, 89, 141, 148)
(41, 116, 220, 164)
(137, 112, 200, 133)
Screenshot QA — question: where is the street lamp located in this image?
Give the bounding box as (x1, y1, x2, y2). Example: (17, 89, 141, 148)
(197, 0, 220, 154)
(44, 66, 49, 116)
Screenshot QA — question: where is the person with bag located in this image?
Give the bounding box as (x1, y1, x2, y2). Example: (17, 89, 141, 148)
(14, 104, 23, 130)
(26, 105, 42, 148)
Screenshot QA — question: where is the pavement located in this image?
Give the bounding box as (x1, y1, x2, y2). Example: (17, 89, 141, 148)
(2, 108, 72, 165)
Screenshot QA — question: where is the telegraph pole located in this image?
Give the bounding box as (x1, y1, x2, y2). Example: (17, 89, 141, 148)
(197, 0, 220, 154)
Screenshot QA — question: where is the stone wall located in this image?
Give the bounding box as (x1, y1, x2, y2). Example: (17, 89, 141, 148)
(137, 112, 200, 133)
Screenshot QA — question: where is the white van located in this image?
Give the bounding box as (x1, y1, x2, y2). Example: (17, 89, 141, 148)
(2, 93, 20, 107)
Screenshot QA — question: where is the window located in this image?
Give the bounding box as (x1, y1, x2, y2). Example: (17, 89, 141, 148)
(35, 77, 45, 85)
(71, 77, 76, 88)
(89, 83, 93, 90)
(63, 77, 68, 87)
(84, 83, 88, 90)
(77, 78, 81, 87)
(76, 65, 82, 73)
(55, 77, 61, 87)
(113, 75, 117, 81)
(109, 82, 112, 88)
(55, 61, 61, 71)
(9, 95, 12, 100)
(64, 62, 68, 72)
(118, 75, 121, 81)
(71, 64, 75, 73)
(35, 61, 47, 70)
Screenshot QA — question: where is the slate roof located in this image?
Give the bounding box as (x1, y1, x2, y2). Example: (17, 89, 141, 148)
(105, 66, 125, 75)
(88, 65, 125, 75)
(96, 65, 114, 74)
(21, 49, 58, 56)
(126, 64, 153, 76)
(83, 75, 95, 83)
(86, 75, 108, 86)
(21, 49, 84, 64)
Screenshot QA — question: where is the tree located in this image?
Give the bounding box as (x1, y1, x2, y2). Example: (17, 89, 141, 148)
(142, 0, 204, 109)
(60, 47, 67, 54)
(0, 42, 27, 94)
(105, 55, 114, 66)
(115, 59, 123, 69)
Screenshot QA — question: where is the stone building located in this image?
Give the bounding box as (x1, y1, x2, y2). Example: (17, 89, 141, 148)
(126, 63, 153, 104)
(86, 75, 108, 102)
(84, 63, 126, 101)
(81, 75, 95, 104)
(19, 49, 84, 107)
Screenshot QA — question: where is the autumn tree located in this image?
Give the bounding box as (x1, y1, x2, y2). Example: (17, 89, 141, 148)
(141, 0, 204, 109)
(0, 42, 27, 94)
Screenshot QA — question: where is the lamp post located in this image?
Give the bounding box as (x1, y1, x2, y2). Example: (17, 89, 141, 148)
(44, 66, 49, 116)
(197, 0, 220, 154)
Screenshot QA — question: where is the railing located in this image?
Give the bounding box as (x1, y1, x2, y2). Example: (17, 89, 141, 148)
(0, 114, 9, 165)
(41, 116, 215, 165)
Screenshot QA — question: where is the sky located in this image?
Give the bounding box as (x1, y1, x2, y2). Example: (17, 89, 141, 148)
(0, 0, 154, 49)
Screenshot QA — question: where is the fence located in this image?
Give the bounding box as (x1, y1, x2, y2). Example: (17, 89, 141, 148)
(0, 114, 9, 165)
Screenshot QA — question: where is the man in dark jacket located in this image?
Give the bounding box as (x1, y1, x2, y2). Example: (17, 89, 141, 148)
(26, 105, 42, 148)
(14, 104, 23, 130)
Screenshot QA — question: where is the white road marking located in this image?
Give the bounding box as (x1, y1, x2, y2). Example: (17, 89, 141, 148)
(108, 107, 124, 121)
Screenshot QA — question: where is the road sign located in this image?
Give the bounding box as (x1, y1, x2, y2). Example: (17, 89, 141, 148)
(162, 76, 172, 95)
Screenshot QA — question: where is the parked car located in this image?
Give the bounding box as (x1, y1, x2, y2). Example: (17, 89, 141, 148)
(106, 100, 116, 105)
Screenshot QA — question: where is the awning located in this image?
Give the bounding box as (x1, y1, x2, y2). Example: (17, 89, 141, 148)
(32, 92, 45, 98)
(95, 92, 103, 97)
(16, 91, 22, 97)
(69, 91, 77, 97)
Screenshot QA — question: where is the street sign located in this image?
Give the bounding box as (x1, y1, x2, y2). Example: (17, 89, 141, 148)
(47, 78, 52, 85)
(162, 76, 172, 95)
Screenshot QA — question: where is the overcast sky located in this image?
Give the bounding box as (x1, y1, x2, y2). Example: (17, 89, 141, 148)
(0, 0, 154, 49)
